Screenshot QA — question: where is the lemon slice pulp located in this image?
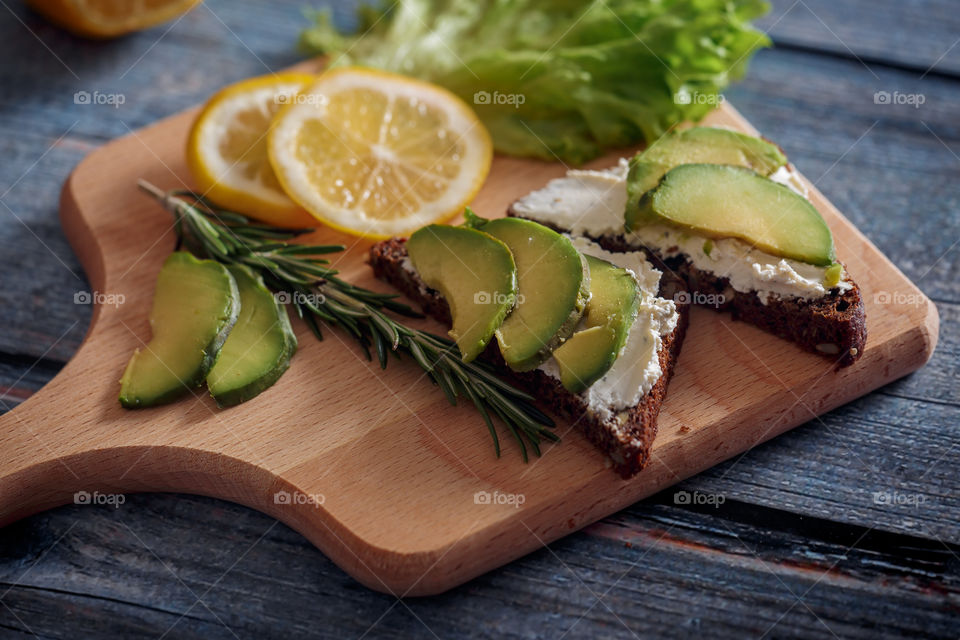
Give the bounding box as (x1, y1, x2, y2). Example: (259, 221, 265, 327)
(187, 73, 317, 227)
(268, 68, 493, 238)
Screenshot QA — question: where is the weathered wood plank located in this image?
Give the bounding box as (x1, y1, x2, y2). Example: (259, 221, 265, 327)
(757, 0, 960, 76)
(0, 356, 61, 411)
(0, 235, 88, 364)
(0, 494, 955, 639)
(882, 302, 958, 405)
(4, 1, 307, 138)
(683, 388, 960, 541)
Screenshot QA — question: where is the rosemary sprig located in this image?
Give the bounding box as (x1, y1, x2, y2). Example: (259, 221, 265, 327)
(136, 180, 557, 460)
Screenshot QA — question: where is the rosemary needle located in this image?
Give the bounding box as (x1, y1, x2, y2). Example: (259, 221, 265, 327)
(136, 180, 557, 461)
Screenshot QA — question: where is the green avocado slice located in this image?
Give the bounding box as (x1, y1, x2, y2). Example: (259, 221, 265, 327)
(206, 265, 298, 408)
(407, 225, 518, 362)
(626, 127, 787, 230)
(476, 217, 590, 371)
(552, 255, 641, 393)
(119, 252, 239, 408)
(639, 164, 836, 266)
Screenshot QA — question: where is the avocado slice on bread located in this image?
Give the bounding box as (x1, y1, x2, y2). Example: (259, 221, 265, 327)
(407, 224, 518, 362)
(467, 216, 590, 371)
(626, 126, 787, 230)
(637, 163, 836, 266)
(553, 255, 642, 393)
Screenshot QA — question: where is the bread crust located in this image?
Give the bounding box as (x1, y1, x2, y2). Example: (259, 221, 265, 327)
(369, 238, 689, 477)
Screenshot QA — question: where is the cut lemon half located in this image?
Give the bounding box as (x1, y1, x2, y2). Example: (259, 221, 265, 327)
(187, 73, 318, 228)
(27, 0, 202, 38)
(267, 68, 493, 238)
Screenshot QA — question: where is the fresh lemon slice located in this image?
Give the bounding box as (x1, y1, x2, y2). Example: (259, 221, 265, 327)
(267, 68, 493, 238)
(27, 0, 202, 38)
(187, 73, 318, 228)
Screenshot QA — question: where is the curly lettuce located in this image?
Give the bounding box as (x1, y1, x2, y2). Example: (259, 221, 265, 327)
(300, 0, 771, 164)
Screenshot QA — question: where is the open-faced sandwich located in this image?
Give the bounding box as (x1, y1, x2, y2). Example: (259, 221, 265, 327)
(370, 214, 689, 477)
(510, 127, 866, 367)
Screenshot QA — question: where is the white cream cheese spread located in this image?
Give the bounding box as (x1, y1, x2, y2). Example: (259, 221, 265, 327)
(509, 159, 629, 238)
(628, 224, 852, 303)
(768, 164, 809, 198)
(539, 237, 678, 417)
(510, 160, 850, 303)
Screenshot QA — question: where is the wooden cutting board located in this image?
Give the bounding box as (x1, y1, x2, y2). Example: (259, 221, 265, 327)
(0, 94, 937, 595)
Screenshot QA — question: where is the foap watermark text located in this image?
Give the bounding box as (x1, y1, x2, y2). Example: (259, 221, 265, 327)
(474, 91, 525, 108)
(674, 290, 725, 308)
(274, 490, 325, 507)
(474, 290, 522, 305)
(674, 90, 724, 106)
(74, 490, 126, 508)
(74, 90, 125, 108)
(74, 290, 125, 307)
(873, 290, 925, 307)
(873, 490, 928, 508)
(274, 291, 326, 306)
(274, 92, 326, 106)
(474, 490, 525, 508)
(874, 91, 925, 108)
(674, 490, 725, 508)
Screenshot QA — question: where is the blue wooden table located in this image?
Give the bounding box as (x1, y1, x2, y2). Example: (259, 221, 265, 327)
(0, 1, 957, 637)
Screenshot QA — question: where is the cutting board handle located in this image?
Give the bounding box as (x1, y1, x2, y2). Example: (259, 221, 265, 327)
(0, 177, 179, 525)
(0, 345, 113, 525)
(0, 154, 320, 554)
(0, 345, 285, 528)
(0, 178, 114, 523)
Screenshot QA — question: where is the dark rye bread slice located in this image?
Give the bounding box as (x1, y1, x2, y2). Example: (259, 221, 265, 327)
(505, 211, 867, 368)
(369, 237, 690, 478)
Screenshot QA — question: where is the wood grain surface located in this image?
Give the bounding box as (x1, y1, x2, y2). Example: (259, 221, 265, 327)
(0, 0, 957, 637)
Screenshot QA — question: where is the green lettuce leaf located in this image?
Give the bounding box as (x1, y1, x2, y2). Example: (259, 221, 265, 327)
(300, 0, 771, 164)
